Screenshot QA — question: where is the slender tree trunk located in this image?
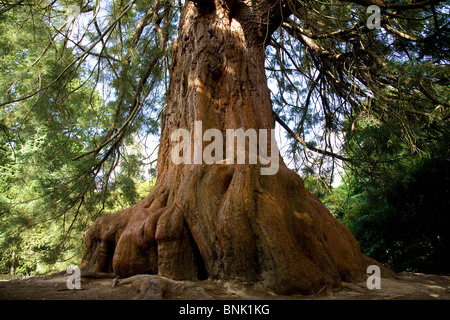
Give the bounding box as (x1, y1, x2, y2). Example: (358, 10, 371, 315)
(9, 251, 15, 276)
(80, 1, 381, 294)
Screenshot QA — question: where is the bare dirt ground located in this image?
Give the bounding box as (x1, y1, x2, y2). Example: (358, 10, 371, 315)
(1, 271, 449, 300)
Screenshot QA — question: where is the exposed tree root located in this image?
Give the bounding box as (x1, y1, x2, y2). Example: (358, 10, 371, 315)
(80, 164, 386, 295)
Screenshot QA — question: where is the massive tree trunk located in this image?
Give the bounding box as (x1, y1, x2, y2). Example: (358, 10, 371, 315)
(80, 0, 376, 294)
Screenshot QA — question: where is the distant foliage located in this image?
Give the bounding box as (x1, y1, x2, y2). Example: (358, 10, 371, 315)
(0, 2, 161, 273)
(322, 127, 450, 273)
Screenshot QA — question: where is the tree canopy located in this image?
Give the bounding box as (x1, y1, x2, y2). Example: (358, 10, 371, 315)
(0, 0, 449, 274)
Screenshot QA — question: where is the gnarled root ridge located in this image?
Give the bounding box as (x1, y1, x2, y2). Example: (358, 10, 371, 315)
(80, 164, 374, 295)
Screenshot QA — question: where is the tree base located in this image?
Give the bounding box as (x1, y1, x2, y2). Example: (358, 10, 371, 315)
(80, 164, 383, 294)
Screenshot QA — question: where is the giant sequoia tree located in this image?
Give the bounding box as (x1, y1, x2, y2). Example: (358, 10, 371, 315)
(1, 0, 448, 293)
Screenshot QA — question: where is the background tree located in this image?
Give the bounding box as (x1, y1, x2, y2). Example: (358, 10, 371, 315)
(322, 111, 450, 274)
(0, 0, 448, 292)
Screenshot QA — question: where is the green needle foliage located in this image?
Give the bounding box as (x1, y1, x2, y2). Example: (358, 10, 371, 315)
(324, 137, 450, 273)
(0, 0, 170, 274)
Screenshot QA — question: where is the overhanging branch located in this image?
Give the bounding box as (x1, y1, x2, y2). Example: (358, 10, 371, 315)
(336, 0, 443, 9)
(274, 113, 353, 163)
(0, 0, 24, 15)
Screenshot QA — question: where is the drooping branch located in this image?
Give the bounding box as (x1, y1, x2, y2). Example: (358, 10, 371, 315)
(274, 113, 353, 162)
(71, 54, 162, 162)
(337, 0, 444, 9)
(383, 20, 450, 42)
(72, 1, 171, 163)
(0, 0, 25, 15)
(0, 0, 137, 108)
(282, 17, 370, 41)
(418, 82, 450, 108)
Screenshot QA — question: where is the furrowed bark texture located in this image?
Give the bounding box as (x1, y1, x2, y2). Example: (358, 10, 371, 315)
(80, 1, 379, 294)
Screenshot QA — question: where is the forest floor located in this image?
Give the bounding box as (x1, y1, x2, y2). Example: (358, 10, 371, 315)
(1, 271, 450, 300)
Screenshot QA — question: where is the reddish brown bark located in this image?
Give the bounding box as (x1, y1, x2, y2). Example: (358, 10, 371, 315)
(80, 1, 382, 294)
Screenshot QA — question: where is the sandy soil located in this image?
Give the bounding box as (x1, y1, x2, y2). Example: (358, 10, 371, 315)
(1, 271, 449, 300)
